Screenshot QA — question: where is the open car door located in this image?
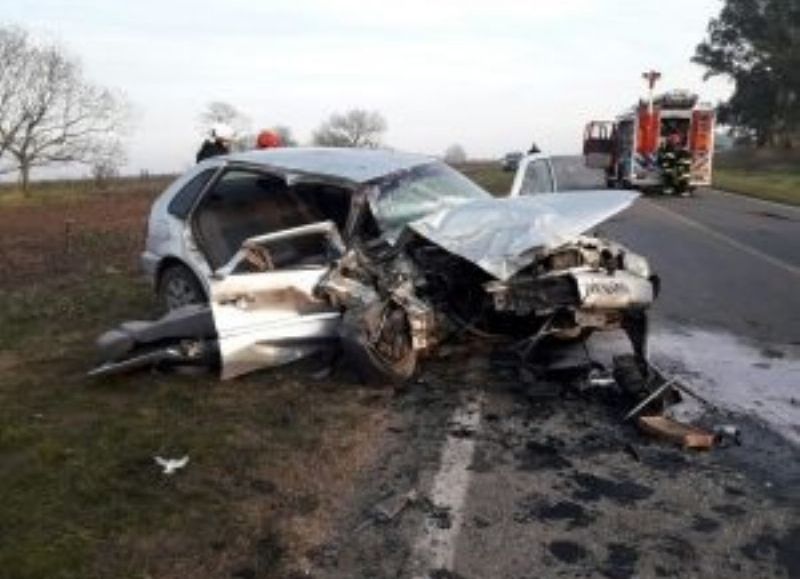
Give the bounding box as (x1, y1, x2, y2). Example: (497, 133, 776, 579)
(583, 121, 615, 170)
(210, 221, 345, 379)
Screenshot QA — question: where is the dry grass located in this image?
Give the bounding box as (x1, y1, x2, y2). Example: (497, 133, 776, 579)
(452, 160, 514, 195)
(713, 149, 800, 206)
(0, 181, 390, 579)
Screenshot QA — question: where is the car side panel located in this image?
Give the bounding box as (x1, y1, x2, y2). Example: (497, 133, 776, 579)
(210, 268, 340, 379)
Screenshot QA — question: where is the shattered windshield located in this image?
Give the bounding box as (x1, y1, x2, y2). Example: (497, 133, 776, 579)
(371, 162, 491, 241)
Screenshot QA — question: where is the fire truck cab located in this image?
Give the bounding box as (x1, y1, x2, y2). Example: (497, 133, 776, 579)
(583, 90, 715, 192)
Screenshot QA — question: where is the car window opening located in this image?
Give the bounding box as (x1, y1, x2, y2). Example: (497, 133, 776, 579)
(193, 169, 351, 270)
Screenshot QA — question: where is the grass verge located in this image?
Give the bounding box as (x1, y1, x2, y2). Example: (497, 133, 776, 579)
(0, 176, 174, 208)
(713, 149, 800, 206)
(713, 168, 800, 206)
(452, 161, 514, 195)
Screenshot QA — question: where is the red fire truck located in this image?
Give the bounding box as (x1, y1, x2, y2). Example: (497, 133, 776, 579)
(583, 90, 715, 192)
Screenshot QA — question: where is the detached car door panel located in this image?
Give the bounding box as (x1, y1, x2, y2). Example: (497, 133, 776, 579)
(210, 221, 345, 379)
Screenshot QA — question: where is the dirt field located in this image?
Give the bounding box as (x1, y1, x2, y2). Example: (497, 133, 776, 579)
(0, 166, 516, 579)
(0, 182, 390, 579)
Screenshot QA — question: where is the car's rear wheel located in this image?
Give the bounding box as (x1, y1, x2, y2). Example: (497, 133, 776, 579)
(158, 263, 207, 311)
(339, 301, 417, 385)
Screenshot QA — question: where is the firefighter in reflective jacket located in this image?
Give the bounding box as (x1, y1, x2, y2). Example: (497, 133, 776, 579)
(657, 132, 692, 196)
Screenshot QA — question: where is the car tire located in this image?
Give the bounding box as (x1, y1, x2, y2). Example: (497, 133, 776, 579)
(158, 263, 207, 311)
(612, 354, 649, 399)
(339, 302, 417, 386)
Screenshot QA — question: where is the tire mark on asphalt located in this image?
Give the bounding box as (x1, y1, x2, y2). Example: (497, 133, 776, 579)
(409, 392, 483, 578)
(646, 200, 800, 277)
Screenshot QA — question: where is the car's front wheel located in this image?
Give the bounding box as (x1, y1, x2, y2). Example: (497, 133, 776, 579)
(339, 301, 417, 385)
(158, 263, 207, 311)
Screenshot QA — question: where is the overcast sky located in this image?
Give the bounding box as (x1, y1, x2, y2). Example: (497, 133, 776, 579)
(2, 0, 732, 176)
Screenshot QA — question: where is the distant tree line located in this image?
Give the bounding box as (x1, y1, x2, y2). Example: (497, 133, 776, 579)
(694, 0, 800, 148)
(3, 25, 397, 192)
(199, 102, 389, 150)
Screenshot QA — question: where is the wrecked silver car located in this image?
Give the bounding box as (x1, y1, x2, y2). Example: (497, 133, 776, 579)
(91, 148, 657, 382)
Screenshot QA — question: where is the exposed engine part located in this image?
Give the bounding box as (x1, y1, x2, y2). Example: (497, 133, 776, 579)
(484, 276, 578, 316)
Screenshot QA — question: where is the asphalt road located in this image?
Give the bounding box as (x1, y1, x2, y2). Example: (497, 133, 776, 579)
(311, 159, 800, 579)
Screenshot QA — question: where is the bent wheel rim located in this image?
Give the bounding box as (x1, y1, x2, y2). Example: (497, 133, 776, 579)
(165, 277, 197, 309)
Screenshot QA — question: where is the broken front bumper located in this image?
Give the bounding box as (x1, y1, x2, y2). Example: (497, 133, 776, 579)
(485, 268, 656, 328)
(572, 270, 654, 310)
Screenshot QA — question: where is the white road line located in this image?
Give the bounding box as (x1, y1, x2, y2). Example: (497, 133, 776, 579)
(409, 393, 483, 578)
(647, 200, 800, 277)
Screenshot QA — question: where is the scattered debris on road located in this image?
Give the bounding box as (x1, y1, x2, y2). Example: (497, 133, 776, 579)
(713, 424, 743, 446)
(637, 416, 717, 449)
(372, 489, 419, 523)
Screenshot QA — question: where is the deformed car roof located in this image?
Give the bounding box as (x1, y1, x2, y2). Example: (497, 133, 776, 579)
(225, 147, 435, 184)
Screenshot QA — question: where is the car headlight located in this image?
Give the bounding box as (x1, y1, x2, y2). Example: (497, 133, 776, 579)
(623, 251, 651, 279)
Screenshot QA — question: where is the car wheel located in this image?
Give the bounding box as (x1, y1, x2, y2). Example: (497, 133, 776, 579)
(612, 354, 649, 398)
(339, 301, 417, 385)
(158, 264, 207, 311)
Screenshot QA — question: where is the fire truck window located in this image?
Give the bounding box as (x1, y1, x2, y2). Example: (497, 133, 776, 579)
(519, 160, 554, 196)
(660, 119, 690, 145)
(618, 121, 634, 154)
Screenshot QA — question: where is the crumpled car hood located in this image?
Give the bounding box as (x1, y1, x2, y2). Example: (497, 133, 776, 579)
(406, 191, 639, 281)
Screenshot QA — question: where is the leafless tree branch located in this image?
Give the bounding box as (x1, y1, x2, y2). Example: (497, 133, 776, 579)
(312, 109, 387, 148)
(0, 26, 130, 193)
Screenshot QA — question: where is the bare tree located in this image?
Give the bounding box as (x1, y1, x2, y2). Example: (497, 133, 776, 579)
(0, 26, 129, 194)
(199, 101, 250, 135)
(444, 144, 467, 164)
(0, 27, 36, 161)
(91, 140, 127, 188)
(312, 109, 387, 148)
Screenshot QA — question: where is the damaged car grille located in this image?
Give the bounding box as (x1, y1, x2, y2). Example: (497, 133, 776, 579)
(542, 249, 583, 271)
(484, 275, 579, 316)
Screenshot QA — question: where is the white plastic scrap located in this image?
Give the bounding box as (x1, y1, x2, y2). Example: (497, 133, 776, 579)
(154, 455, 189, 475)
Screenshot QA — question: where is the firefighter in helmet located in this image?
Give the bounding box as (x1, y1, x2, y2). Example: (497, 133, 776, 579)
(657, 131, 692, 196)
(256, 129, 282, 149)
(196, 123, 235, 163)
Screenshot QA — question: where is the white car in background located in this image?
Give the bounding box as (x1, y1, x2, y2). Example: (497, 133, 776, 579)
(508, 152, 559, 197)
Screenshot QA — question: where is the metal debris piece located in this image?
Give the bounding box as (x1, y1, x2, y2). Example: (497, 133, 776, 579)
(624, 443, 641, 462)
(373, 489, 418, 522)
(637, 416, 716, 450)
(623, 377, 678, 421)
(154, 455, 189, 475)
(588, 369, 616, 388)
(713, 424, 742, 446)
(646, 361, 715, 409)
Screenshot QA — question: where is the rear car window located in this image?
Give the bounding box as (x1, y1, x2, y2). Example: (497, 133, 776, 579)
(167, 169, 217, 218)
